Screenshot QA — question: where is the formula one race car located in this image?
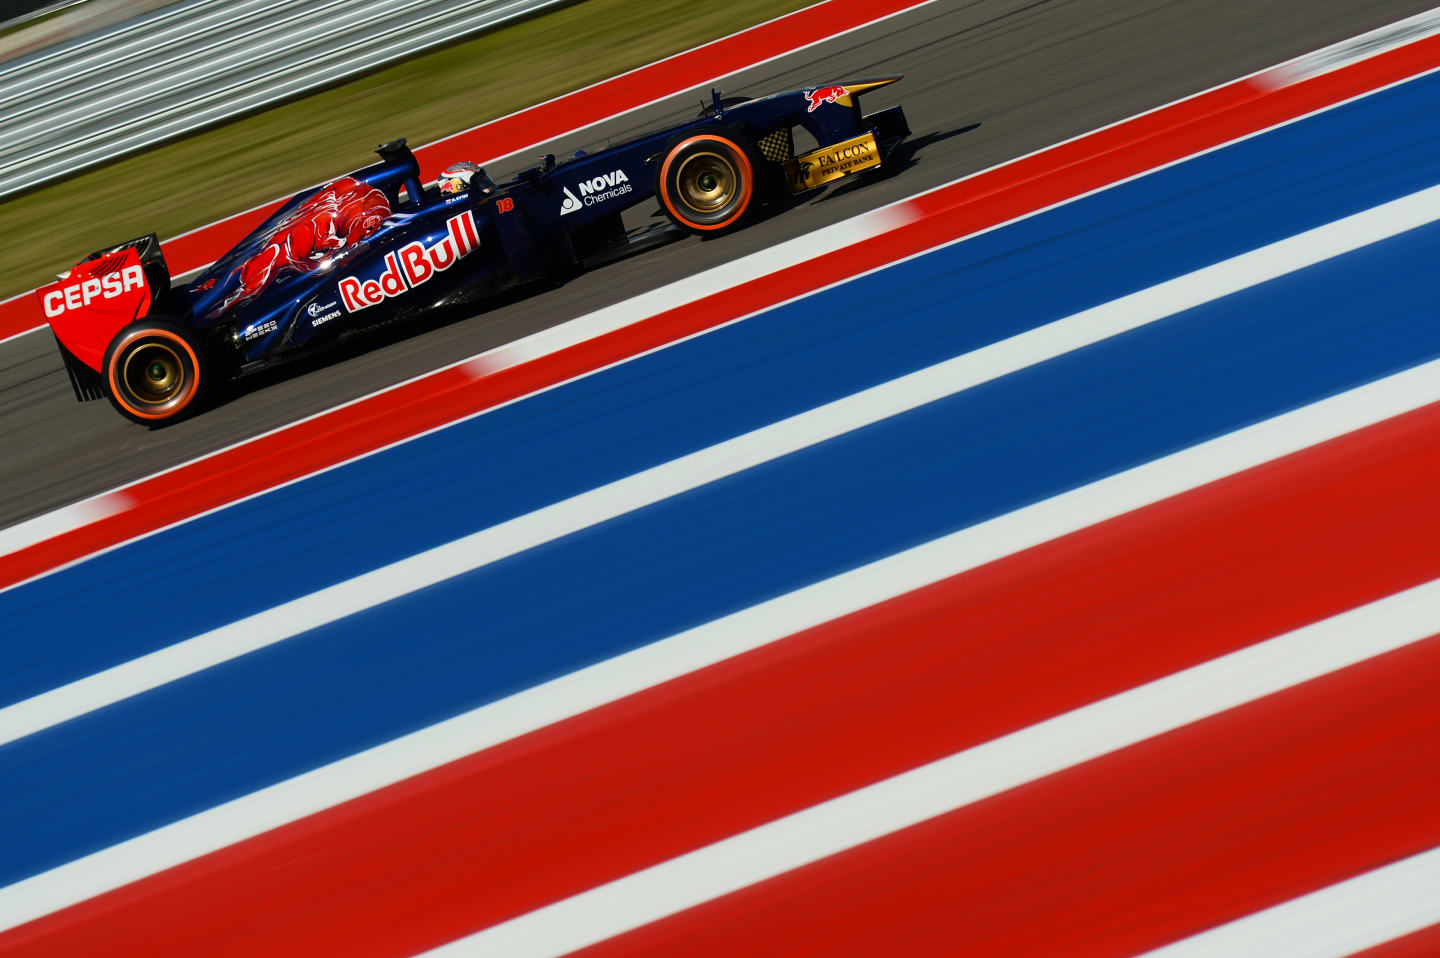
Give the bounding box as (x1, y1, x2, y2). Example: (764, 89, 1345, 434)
(40, 79, 909, 424)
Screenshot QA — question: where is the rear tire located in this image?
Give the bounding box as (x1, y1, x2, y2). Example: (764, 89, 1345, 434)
(656, 129, 765, 235)
(102, 319, 209, 425)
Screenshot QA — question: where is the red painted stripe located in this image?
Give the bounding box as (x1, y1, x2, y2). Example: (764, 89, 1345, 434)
(577, 636, 1440, 958)
(6, 386, 1440, 954)
(6, 31, 1440, 590)
(1349, 922, 1440, 958)
(0, 0, 934, 343)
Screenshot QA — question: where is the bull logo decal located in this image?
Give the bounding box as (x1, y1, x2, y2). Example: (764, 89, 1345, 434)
(805, 86, 849, 112)
(219, 177, 391, 313)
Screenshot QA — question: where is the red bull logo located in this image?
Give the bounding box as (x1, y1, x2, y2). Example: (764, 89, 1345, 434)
(338, 211, 479, 313)
(805, 85, 849, 112)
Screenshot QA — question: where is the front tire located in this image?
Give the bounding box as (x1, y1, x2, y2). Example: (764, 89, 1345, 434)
(656, 129, 764, 235)
(102, 319, 209, 425)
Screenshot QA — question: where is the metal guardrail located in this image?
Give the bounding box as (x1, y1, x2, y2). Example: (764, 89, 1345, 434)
(0, 0, 573, 200)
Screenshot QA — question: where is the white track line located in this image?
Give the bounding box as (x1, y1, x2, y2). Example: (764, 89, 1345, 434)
(1258, 6, 1440, 87)
(3, 181, 1435, 748)
(1138, 845, 1440, 957)
(424, 578, 1440, 958)
(4, 341, 1440, 934)
(460, 212, 908, 375)
(0, 493, 133, 556)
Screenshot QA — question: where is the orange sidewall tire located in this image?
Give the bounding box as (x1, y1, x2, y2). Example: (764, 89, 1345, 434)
(659, 133, 756, 233)
(106, 326, 203, 422)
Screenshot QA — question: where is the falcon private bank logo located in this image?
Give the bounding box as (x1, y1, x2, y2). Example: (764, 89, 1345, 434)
(338, 211, 480, 312)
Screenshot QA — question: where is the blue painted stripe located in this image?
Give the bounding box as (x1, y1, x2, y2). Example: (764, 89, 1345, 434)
(1, 197, 1437, 885)
(5, 67, 1440, 707)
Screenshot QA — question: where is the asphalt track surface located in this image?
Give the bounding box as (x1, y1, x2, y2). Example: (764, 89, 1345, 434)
(0, 0, 1433, 530)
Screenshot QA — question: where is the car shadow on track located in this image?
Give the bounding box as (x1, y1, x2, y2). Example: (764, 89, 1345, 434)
(681, 123, 983, 240)
(207, 283, 552, 415)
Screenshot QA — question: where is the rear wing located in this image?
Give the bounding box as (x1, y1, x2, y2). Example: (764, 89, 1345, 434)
(38, 234, 170, 400)
(75, 233, 170, 286)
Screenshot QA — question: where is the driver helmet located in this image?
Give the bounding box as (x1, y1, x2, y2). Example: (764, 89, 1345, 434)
(438, 161, 493, 196)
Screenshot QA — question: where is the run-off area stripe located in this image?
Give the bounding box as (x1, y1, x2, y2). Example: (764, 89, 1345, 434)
(8, 341, 1440, 954)
(1138, 847, 1440, 958)
(8, 171, 1440, 927)
(1348, 919, 1440, 958)
(6, 179, 1440, 749)
(538, 627, 1440, 958)
(8, 50, 1440, 939)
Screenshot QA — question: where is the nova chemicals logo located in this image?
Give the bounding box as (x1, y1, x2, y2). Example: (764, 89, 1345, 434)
(560, 169, 632, 214)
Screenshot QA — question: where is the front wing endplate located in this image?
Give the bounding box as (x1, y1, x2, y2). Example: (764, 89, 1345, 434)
(784, 132, 881, 193)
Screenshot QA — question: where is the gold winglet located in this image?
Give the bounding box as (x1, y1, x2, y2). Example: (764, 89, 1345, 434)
(840, 76, 903, 98)
(816, 76, 902, 109)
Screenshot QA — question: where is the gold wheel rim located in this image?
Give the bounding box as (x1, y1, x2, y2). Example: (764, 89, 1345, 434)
(121, 342, 186, 406)
(675, 151, 738, 214)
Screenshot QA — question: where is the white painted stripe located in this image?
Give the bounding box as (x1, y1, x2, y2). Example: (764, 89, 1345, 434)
(0, 493, 131, 556)
(1260, 6, 1440, 88)
(1138, 845, 1440, 957)
(425, 578, 1440, 958)
(461, 212, 910, 376)
(4, 344, 1440, 933)
(0, 324, 40, 347)
(8, 24, 1439, 590)
(3, 182, 1436, 748)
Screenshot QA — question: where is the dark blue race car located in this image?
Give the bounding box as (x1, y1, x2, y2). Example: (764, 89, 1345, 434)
(41, 79, 910, 424)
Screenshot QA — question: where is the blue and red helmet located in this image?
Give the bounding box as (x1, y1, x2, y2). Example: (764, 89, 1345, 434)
(438, 161, 493, 196)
